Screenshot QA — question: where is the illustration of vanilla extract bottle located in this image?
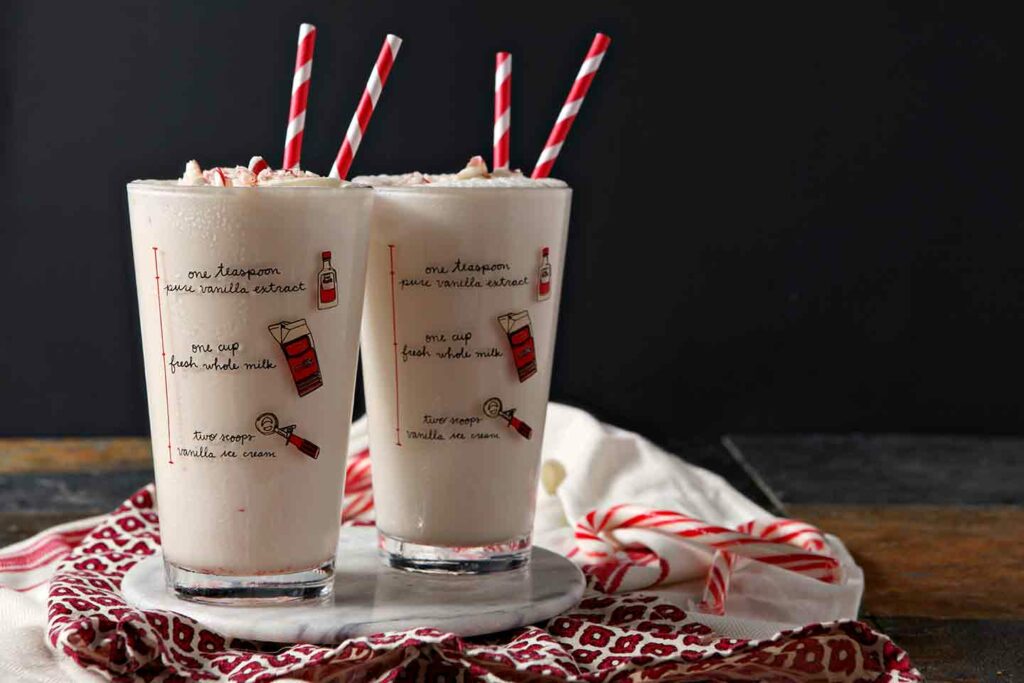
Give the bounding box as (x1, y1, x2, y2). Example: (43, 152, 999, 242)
(537, 247, 552, 301)
(317, 251, 339, 310)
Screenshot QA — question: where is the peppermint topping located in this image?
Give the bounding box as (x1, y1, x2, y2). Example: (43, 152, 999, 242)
(178, 159, 345, 187)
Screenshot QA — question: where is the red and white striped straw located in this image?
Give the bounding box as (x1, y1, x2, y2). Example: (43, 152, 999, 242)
(531, 32, 611, 179)
(329, 34, 403, 180)
(493, 52, 512, 170)
(283, 23, 317, 170)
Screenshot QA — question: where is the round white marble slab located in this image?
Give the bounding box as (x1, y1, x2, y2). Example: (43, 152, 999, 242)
(122, 526, 584, 644)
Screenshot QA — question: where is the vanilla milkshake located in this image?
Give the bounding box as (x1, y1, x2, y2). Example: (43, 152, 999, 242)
(128, 160, 371, 602)
(356, 157, 571, 573)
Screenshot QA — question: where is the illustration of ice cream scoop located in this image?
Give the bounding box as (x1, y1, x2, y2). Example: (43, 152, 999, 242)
(255, 412, 320, 459)
(482, 397, 533, 439)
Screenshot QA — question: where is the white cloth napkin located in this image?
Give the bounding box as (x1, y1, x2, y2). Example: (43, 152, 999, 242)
(525, 404, 863, 632)
(0, 403, 862, 681)
(1, 522, 107, 682)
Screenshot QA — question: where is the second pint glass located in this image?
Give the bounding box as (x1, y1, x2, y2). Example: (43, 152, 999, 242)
(360, 184, 572, 573)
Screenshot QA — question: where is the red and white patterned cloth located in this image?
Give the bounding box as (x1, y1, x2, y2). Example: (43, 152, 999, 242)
(0, 405, 920, 681)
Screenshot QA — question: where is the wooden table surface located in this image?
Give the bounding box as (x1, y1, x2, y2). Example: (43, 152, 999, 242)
(1, 434, 1021, 681)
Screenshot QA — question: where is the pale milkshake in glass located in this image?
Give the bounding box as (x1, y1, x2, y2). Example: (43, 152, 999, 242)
(127, 161, 371, 602)
(356, 158, 571, 573)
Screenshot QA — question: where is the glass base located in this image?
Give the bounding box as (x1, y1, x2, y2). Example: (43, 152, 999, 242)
(379, 531, 531, 574)
(165, 559, 334, 605)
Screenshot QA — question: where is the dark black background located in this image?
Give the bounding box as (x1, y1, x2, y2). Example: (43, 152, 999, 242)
(0, 2, 1019, 440)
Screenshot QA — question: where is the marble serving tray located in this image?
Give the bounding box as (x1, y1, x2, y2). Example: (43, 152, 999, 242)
(121, 526, 585, 644)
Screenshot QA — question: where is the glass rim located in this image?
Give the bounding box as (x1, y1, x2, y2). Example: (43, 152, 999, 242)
(126, 180, 373, 195)
(367, 184, 572, 195)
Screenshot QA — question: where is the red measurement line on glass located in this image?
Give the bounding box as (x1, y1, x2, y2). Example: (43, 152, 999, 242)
(388, 244, 402, 446)
(153, 247, 173, 465)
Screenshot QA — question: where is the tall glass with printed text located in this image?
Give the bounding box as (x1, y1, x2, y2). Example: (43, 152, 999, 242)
(127, 181, 371, 603)
(358, 182, 572, 573)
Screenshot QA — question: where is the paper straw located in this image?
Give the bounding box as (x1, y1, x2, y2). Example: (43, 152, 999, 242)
(283, 23, 317, 170)
(531, 32, 611, 179)
(493, 52, 512, 170)
(329, 34, 403, 180)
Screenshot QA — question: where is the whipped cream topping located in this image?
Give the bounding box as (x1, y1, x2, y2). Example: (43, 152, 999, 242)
(354, 156, 567, 188)
(177, 158, 346, 188)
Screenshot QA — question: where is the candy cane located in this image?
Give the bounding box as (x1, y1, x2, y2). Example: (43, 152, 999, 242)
(342, 449, 374, 524)
(698, 550, 737, 615)
(697, 518, 833, 614)
(573, 504, 840, 603)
